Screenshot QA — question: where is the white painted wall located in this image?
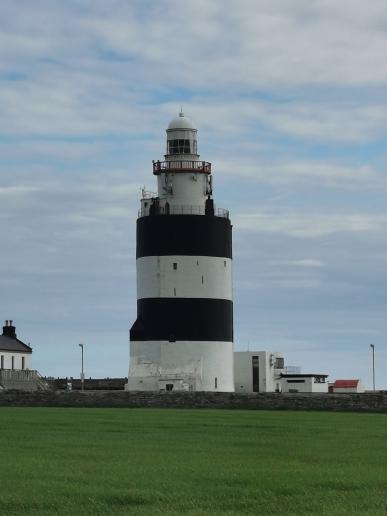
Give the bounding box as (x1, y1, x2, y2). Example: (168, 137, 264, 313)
(127, 340, 234, 392)
(137, 256, 232, 300)
(0, 351, 32, 370)
(281, 376, 328, 393)
(234, 351, 283, 393)
(157, 171, 210, 208)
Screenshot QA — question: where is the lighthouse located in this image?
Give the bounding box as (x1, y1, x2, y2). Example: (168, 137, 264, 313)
(126, 111, 234, 392)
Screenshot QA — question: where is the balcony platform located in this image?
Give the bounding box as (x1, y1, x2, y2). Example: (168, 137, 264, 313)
(153, 160, 211, 175)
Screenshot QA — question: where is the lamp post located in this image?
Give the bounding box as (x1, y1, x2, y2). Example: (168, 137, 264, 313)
(79, 343, 84, 391)
(370, 344, 375, 392)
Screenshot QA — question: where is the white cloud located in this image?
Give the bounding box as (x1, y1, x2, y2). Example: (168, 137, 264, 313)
(0, 185, 40, 196)
(1, 0, 387, 383)
(215, 159, 383, 188)
(235, 212, 387, 237)
(274, 259, 325, 268)
(74, 0, 387, 88)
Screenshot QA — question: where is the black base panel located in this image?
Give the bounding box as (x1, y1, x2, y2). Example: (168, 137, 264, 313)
(136, 215, 232, 258)
(130, 298, 233, 342)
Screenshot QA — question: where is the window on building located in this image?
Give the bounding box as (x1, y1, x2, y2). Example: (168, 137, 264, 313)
(173, 263, 177, 270)
(224, 260, 227, 267)
(201, 275, 204, 284)
(174, 288, 176, 296)
(0, 355, 3, 369)
(215, 377, 218, 389)
(11, 356, 14, 370)
(22, 357, 25, 370)
(314, 376, 326, 383)
(252, 356, 259, 392)
(168, 139, 191, 155)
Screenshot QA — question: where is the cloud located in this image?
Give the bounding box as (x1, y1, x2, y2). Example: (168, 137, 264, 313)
(274, 259, 325, 268)
(1, 0, 387, 385)
(215, 159, 384, 189)
(76, 0, 387, 87)
(0, 185, 40, 196)
(235, 212, 387, 237)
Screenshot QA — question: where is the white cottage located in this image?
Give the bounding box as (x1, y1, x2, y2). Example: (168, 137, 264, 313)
(0, 320, 32, 371)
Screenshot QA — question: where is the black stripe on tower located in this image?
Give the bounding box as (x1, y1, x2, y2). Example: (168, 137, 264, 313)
(137, 215, 232, 258)
(130, 298, 233, 342)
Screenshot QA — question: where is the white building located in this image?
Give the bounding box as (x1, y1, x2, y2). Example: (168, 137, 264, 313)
(127, 112, 234, 392)
(234, 351, 284, 393)
(0, 320, 32, 371)
(0, 320, 50, 391)
(281, 373, 328, 393)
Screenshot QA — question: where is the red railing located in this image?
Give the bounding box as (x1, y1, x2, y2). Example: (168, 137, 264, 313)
(153, 160, 211, 175)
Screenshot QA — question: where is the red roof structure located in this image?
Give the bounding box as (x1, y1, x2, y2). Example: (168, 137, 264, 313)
(333, 380, 359, 388)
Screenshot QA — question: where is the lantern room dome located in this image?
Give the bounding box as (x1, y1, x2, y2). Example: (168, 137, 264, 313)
(167, 111, 196, 131)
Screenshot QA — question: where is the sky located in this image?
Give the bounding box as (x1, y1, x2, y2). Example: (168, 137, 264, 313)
(1, 0, 387, 388)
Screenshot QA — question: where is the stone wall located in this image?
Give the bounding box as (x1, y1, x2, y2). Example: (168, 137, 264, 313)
(45, 378, 127, 390)
(0, 390, 387, 412)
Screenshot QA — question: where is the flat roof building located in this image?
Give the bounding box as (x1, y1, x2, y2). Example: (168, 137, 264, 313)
(281, 373, 328, 393)
(234, 351, 284, 393)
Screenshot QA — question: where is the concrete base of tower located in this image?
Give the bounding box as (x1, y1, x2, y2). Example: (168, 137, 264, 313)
(126, 340, 234, 392)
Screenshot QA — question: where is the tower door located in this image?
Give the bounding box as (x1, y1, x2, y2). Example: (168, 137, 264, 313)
(252, 356, 259, 392)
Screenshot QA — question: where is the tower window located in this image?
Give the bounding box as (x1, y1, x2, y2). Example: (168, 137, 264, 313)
(168, 139, 191, 155)
(173, 263, 177, 270)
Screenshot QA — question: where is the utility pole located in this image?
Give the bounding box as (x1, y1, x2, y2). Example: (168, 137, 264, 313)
(79, 343, 84, 391)
(370, 344, 375, 392)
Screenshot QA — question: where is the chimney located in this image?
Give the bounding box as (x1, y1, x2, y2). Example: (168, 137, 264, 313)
(3, 320, 16, 339)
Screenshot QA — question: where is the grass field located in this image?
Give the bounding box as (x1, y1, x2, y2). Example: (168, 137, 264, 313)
(0, 408, 386, 515)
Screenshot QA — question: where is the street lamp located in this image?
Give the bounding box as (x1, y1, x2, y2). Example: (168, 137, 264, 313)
(370, 344, 375, 392)
(79, 343, 84, 391)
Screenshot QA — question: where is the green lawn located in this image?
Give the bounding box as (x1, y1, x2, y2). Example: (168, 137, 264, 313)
(0, 408, 387, 515)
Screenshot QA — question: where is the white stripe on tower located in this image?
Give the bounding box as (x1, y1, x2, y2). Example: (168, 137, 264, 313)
(136, 256, 232, 300)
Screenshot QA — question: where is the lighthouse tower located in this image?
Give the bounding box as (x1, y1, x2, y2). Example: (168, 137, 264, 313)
(126, 112, 234, 392)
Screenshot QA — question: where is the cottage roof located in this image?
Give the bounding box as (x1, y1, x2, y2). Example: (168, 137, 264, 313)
(0, 321, 32, 353)
(0, 334, 32, 353)
(333, 379, 359, 388)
